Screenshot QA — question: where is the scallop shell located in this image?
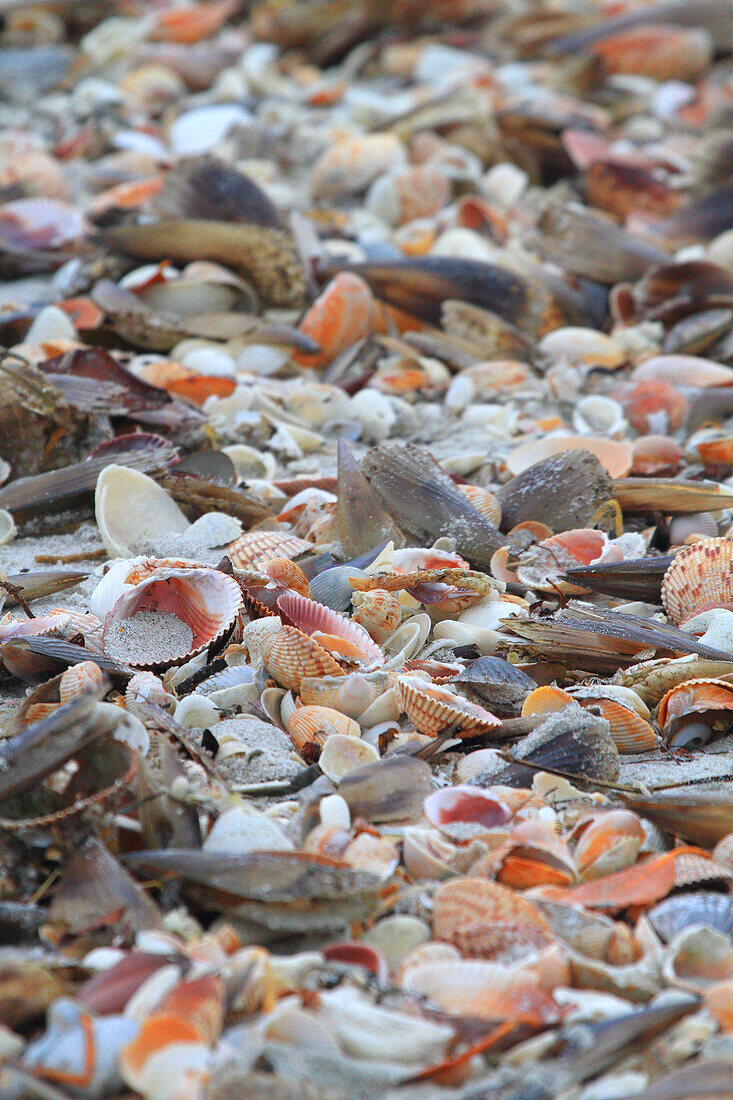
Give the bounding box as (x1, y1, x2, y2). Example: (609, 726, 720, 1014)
(287, 706, 361, 752)
(277, 592, 384, 667)
(261, 625, 345, 692)
(522, 686, 657, 753)
(657, 677, 733, 729)
(395, 673, 501, 737)
(227, 531, 311, 570)
(310, 566, 365, 612)
(125, 671, 169, 709)
(263, 558, 311, 597)
(456, 484, 502, 526)
(95, 465, 190, 559)
(58, 660, 106, 704)
(295, 273, 375, 369)
(319, 734, 380, 782)
(573, 810, 644, 881)
(662, 538, 733, 625)
(350, 590, 402, 644)
(433, 877, 554, 958)
(101, 567, 242, 670)
(647, 892, 733, 944)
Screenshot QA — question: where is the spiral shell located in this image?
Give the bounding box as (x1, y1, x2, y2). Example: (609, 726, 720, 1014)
(662, 538, 733, 625)
(287, 706, 361, 752)
(227, 531, 311, 570)
(395, 673, 501, 737)
(58, 660, 106, 704)
(262, 625, 345, 692)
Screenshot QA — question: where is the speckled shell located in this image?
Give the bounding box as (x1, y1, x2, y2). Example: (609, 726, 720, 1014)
(287, 705, 361, 752)
(395, 673, 501, 737)
(262, 625, 345, 692)
(433, 877, 554, 958)
(227, 531, 311, 570)
(658, 677, 733, 728)
(277, 592, 384, 666)
(662, 538, 733, 625)
(58, 660, 106, 704)
(457, 484, 502, 526)
(350, 589, 402, 644)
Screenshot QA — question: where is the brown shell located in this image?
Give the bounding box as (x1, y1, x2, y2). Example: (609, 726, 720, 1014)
(662, 538, 733, 625)
(262, 626, 345, 692)
(287, 705, 360, 752)
(227, 531, 311, 570)
(395, 673, 501, 737)
(433, 877, 554, 958)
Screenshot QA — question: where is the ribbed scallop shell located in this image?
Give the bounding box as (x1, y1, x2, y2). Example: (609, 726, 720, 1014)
(658, 677, 733, 728)
(24, 702, 61, 725)
(262, 625, 345, 691)
(522, 685, 573, 716)
(263, 557, 311, 597)
(457, 484, 502, 526)
(287, 706, 361, 752)
(395, 673, 501, 737)
(350, 589, 402, 644)
(277, 592, 384, 666)
(59, 660, 106, 704)
(101, 567, 242, 670)
(662, 538, 733, 625)
(227, 531, 311, 570)
(522, 685, 657, 753)
(433, 877, 554, 958)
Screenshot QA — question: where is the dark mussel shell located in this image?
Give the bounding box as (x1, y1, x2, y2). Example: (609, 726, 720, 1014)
(647, 892, 733, 944)
(336, 439, 403, 557)
(498, 450, 613, 533)
(613, 478, 733, 514)
(454, 656, 536, 713)
(621, 791, 733, 848)
(564, 557, 674, 602)
(150, 154, 284, 230)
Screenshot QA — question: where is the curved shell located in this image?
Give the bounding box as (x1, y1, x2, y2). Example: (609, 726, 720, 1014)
(395, 673, 501, 737)
(662, 538, 733, 625)
(125, 671, 169, 708)
(319, 734, 380, 782)
(262, 625, 345, 692)
(277, 592, 384, 666)
(506, 435, 632, 478)
(351, 589, 402, 644)
(95, 465, 189, 559)
(263, 558, 311, 597)
(287, 705, 361, 753)
(101, 567, 242, 670)
(633, 355, 733, 389)
(521, 686, 655, 753)
(227, 531, 311, 570)
(658, 677, 733, 729)
(433, 877, 554, 958)
(456, 484, 502, 526)
(299, 671, 385, 718)
(58, 660, 106, 704)
(295, 273, 375, 369)
(573, 811, 644, 881)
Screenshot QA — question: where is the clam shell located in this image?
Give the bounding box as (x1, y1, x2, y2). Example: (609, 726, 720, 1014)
(657, 677, 733, 735)
(319, 734, 380, 782)
(310, 565, 365, 613)
(287, 706, 360, 752)
(59, 660, 106, 704)
(95, 465, 190, 559)
(506, 435, 632, 478)
(395, 673, 501, 737)
(648, 892, 733, 944)
(262, 626, 344, 692)
(662, 537, 733, 625)
(573, 810, 644, 881)
(664, 925, 733, 992)
(433, 876, 554, 958)
(101, 567, 242, 670)
(228, 531, 311, 570)
(0, 507, 16, 545)
(277, 592, 384, 667)
(299, 671, 385, 719)
(382, 614, 431, 668)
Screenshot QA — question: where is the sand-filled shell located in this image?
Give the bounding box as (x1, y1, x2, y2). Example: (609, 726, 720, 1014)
(287, 706, 360, 753)
(262, 625, 345, 692)
(227, 531, 311, 570)
(662, 537, 733, 625)
(95, 465, 190, 559)
(395, 673, 501, 737)
(351, 589, 402, 644)
(277, 592, 384, 667)
(101, 567, 242, 669)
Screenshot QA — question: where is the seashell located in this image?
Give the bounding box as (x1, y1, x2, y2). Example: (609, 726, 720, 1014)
(277, 592, 384, 667)
(572, 396, 626, 439)
(263, 558, 311, 597)
(299, 671, 384, 719)
(531, 898, 638, 965)
(320, 794, 351, 831)
(366, 165, 450, 227)
(592, 24, 712, 81)
(381, 613, 431, 668)
(647, 892, 733, 944)
(573, 810, 645, 881)
(338, 753, 432, 823)
(319, 734, 380, 782)
(314, 985, 451, 1065)
(493, 820, 577, 889)
(506, 435, 632, 479)
(424, 786, 511, 834)
(454, 656, 535, 713)
(156, 973, 225, 1046)
(287, 705, 361, 753)
(395, 673, 501, 737)
(228, 531, 311, 571)
(633, 354, 733, 389)
(538, 327, 626, 369)
(58, 660, 106, 704)
(173, 693, 219, 728)
(119, 1014, 210, 1100)
(203, 804, 293, 855)
(497, 449, 613, 534)
(351, 589, 403, 643)
(662, 538, 733, 625)
(400, 958, 562, 1023)
(310, 133, 407, 200)
(570, 692, 658, 754)
(631, 435, 682, 476)
(0, 508, 16, 545)
(657, 677, 733, 746)
(401, 827, 461, 880)
(309, 565, 362, 613)
(342, 832, 399, 879)
(102, 567, 242, 670)
(126, 671, 169, 709)
(698, 438, 733, 468)
(95, 466, 190, 559)
(262, 626, 345, 692)
(613, 380, 689, 435)
(433, 876, 554, 958)
(664, 926, 733, 993)
(456, 484, 502, 526)
(295, 274, 375, 369)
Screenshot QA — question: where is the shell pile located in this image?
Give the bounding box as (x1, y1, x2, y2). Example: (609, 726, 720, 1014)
(6, 1, 733, 1098)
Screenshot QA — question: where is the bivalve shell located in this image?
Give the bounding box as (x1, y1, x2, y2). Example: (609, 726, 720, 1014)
(262, 626, 345, 692)
(287, 706, 361, 753)
(395, 673, 501, 737)
(228, 531, 311, 571)
(662, 538, 733, 625)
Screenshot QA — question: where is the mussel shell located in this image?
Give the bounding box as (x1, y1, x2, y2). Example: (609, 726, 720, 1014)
(338, 754, 433, 823)
(648, 892, 733, 944)
(564, 557, 673, 602)
(454, 656, 536, 711)
(498, 450, 613, 533)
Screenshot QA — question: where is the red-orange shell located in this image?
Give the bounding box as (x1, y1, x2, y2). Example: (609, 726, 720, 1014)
(433, 877, 554, 958)
(395, 674, 501, 738)
(287, 705, 360, 752)
(657, 677, 733, 729)
(262, 625, 345, 692)
(662, 538, 733, 625)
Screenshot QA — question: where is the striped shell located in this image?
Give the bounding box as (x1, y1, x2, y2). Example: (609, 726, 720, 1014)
(395, 674, 501, 737)
(287, 706, 360, 752)
(262, 626, 345, 692)
(277, 592, 384, 666)
(101, 567, 242, 670)
(457, 484, 502, 526)
(350, 589, 402, 644)
(24, 702, 60, 725)
(662, 538, 733, 625)
(227, 531, 311, 570)
(433, 877, 554, 958)
(522, 685, 657, 753)
(658, 678, 733, 729)
(263, 558, 311, 597)
(59, 660, 106, 704)
(299, 672, 383, 718)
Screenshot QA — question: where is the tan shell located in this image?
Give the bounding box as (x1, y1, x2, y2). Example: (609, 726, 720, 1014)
(287, 705, 360, 752)
(662, 538, 733, 625)
(262, 625, 345, 692)
(350, 589, 402, 643)
(433, 877, 554, 959)
(457, 484, 502, 526)
(395, 673, 501, 737)
(58, 660, 106, 704)
(228, 531, 311, 570)
(263, 557, 311, 597)
(299, 672, 384, 719)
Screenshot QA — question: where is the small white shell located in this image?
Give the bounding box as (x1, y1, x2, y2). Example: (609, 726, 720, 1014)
(319, 793, 352, 829)
(203, 804, 293, 854)
(319, 734, 380, 782)
(95, 466, 189, 558)
(382, 614, 431, 669)
(572, 395, 626, 439)
(173, 694, 220, 728)
(0, 508, 16, 545)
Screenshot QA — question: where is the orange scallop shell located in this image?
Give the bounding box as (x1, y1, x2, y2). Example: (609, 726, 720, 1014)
(457, 484, 502, 526)
(263, 558, 311, 597)
(521, 686, 572, 717)
(24, 702, 60, 725)
(522, 686, 656, 753)
(697, 438, 733, 467)
(350, 589, 402, 643)
(277, 591, 384, 666)
(262, 626, 345, 692)
(287, 705, 360, 752)
(395, 674, 501, 738)
(433, 877, 554, 958)
(657, 677, 733, 728)
(573, 810, 644, 881)
(661, 538, 733, 625)
(227, 531, 311, 571)
(295, 273, 375, 369)
(59, 660, 106, 705)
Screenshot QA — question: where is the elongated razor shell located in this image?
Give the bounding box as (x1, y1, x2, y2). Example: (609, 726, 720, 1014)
(613, 478, 733, 514)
